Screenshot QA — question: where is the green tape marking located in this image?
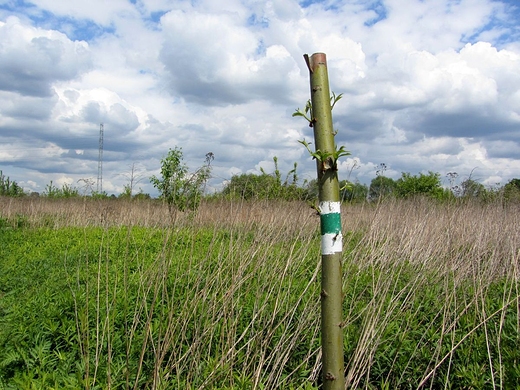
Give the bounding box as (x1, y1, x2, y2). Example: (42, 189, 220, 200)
(320, 213, 341, 235)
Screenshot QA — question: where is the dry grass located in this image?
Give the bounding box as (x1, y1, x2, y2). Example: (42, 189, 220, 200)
(340, 198, 520, 388)
(0, 197, 318, 232)
(1, 196, 519, 389)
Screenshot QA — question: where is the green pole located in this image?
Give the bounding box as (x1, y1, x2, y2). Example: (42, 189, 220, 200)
(305, 52, 345, 389)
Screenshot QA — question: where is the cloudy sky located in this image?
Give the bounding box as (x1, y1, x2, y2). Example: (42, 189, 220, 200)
(0, 0, 519, 196)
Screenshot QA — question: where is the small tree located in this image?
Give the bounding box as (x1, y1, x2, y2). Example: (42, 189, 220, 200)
(222, 158, 304, 201)
(41, 181, 80, 198)
(460, 178, 486, 198)
(341, 180, 368, 203)
(369, 176, 396, 201)
(150, 147, 211, 213)
(0, 171, 24, 197)
(119, 162, 145, 199)
(395, 171, 447, 199)
(504, 178, 520, 202)
(43, 181, 61, 198)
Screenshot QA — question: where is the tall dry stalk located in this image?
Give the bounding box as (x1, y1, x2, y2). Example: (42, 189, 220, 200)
(2, 196, 518, 388)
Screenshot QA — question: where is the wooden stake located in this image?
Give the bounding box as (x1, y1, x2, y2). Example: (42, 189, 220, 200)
(305, 52, 345, 390)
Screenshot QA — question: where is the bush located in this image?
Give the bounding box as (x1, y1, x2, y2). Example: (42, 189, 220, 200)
(150, 147, 211, 212)
(395, 171, 448, 200)
(0, 171, 24, 197)
(221, 158, 305, 201)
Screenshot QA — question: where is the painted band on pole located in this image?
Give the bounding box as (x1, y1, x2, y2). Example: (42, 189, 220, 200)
(320, 201, 343, 255)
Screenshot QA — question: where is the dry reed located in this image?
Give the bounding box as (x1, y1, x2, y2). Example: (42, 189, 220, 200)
(1, 196, 518, 389)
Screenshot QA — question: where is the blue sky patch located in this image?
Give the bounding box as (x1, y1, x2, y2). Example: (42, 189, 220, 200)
(247, 13, 269, 28)
(142, 10, 167, 30)
(461, 1, 520, 47)
(149, 10, 167, 24)
(299, 0, 340, 11)
(364, 1, 387, 26)
(41, 14, 115, 42)
(254, 39, 267, 57)
(0, 0, 34, 18)
(0, 0, 115, 42)
(299, 0, 321, 8)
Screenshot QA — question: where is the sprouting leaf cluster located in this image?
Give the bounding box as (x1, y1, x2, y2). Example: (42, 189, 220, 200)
(293, 92, 350, 174)
(292, 92, 343, 128)
(298, 139, 350, 173)
(292, 99, 314, 127)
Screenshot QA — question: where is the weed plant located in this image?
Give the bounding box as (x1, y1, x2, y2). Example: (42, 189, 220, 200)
(0, 197, 518, 389)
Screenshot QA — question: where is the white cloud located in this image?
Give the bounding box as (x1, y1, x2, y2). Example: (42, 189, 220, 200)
(0, 16, 91, 96)
(26, 0, 136, 25)
(159, 8, 302, 106)
(0, 0, 519, 195)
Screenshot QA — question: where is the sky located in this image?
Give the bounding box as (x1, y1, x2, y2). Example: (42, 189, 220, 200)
(0, 0, 519, 196)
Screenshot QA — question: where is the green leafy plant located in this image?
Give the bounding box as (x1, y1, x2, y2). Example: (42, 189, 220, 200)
(292, 99, 314, 127)
(222, 156, 304, 200)
(298, 139, 350, 174)
(0, 171, 24, 197)
(150, 147, 212, 214)
(292, 92, 343, 128)
(395, 171, 448, 199)
(293, 92, 350, 176)
(369, 166, 397, 201)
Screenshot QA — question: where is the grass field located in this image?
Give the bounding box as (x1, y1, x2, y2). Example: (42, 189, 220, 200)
(0, 197, 519, 389)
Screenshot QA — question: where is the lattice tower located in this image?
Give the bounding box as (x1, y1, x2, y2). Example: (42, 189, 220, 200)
(97, 123, 104, 193)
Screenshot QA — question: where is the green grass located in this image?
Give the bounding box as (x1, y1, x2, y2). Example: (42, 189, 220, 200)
(0, 198, 519, 389)
(0, 224, 324, 389)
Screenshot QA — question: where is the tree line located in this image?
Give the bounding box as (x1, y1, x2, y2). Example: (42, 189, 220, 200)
(2, 150, 520, 210)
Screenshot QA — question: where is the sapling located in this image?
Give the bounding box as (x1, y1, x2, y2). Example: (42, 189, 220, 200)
(294, 52, 347, 390)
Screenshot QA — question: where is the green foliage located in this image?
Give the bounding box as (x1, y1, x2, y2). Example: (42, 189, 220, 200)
(0, 213, 29, 229)
(294, 92, 350, 178)
(133, 190, 151, 201)
(150, 147, 211, 212)
(0, 171, 24, 197)
(369, 176, 397, 200)
(90, 190, 111, 199)
(341, 180, 368, 203)
(222, 157, 304, 201)
(460, 178, 486, 198)
(0, 226, 322, 388)
(395, 171, 447, 199)
(504, 178, 520, 202)
(298, 139, 350, 173)
(60, 183, 80, 198)
(117, 184, 133, 199)
(42, 181, 80, 198)
(223, 172, 282, 200)
(119, 186, 151, 201)
(348, 267, 520, 389)
(292, 98, 314, 126)
(301, 179, 319, 200)
(292, 92, 343, 128)
(43, 181, 60, 198)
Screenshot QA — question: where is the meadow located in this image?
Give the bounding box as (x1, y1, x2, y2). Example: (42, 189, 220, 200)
(0, 197, 519, 389)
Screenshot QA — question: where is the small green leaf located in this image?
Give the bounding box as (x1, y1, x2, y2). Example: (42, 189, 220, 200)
(330, 92, 343, 110)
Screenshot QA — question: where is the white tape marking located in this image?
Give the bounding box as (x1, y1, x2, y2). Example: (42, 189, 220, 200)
(321, 232, 343, 255)
(319, 201, 341, 215)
